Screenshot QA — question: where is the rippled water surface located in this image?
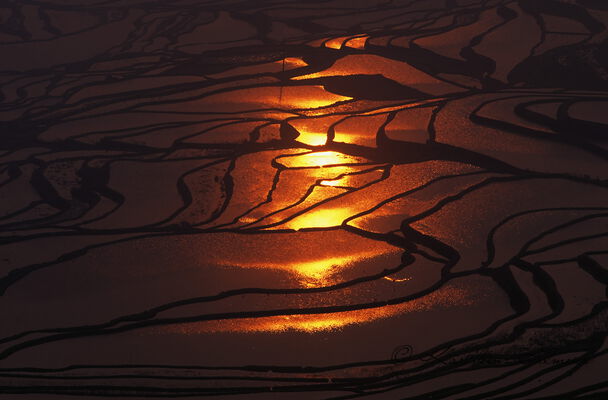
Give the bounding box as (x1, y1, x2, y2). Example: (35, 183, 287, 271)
(1, 0, 607, 398)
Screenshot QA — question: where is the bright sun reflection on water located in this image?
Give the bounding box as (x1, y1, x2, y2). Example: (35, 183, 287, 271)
(286, 207, 353, 230)
(279, 151, 357, 168)
(345, 35, 369, 49)
(273, 150, 364, 230)
(277, 85, 352, 109)
(172, 286, 471, 334)
(324, 36, 348, 49)
(296, 130, 327, 146)
(295, 256, 350, 283)
(320, 176, 350, 187)
(228, 251, 374, 288)
(292, 97, 351, 110)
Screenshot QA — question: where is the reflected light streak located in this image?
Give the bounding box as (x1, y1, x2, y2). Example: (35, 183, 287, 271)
(276, 85, 352, 110)
(173, 286, 471, 333)
(222, 251, 375, 287)
(319, 176, 350, 187)
(384, 276, 412, 282)
(295, 256, 349, 283)
(288, 252, 371, 286)
(293, 98, 351, 110)
(283, 151, 355, 167)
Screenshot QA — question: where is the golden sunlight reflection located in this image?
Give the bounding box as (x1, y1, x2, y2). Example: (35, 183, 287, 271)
(283, 253, 367, 286)
(290, 97, 352, 110)
(295, 256, 348, 283)
(278, 151, 362, 168)
(277, 85, 352, 110)
(320, 176, 350, 187)
(222, 250, 377, 287)
(289, 115, 344, 137)
(296, 130, 327, 146)
(324, 36, 349, 49)
(290, 55, 459, 95)
(345, 35, 369, 49)
(173, 286, 471, 333)
(320, 35, 368, 50)
(286, 207, 353, 230)
(384, 276, 412, 282)
(191, 85, 351, 113)
(277, 57, 308, 68)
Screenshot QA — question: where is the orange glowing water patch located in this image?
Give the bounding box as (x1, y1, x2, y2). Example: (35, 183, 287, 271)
(345, 35, 369, 49)
(277, 57, 308, 68)
(157, 85, 351, 114)
(289, 115, 344, 144)
(323, 169, 384, 189)
(173, 286, 471, 333)
(277, 151, 364, 168)
(333, 114, 388, 146)
(290, 95, 352, 110)
(285, 207, 354, 231)
(319, 176, 350, 187)
(296, 130, 327, 146)
(231, 251, 376, 287)
(250, 184, 348, 230)
(291, 55, 460, 95)
(324, 36, 349, 49)
(278, 85, 352, 110)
